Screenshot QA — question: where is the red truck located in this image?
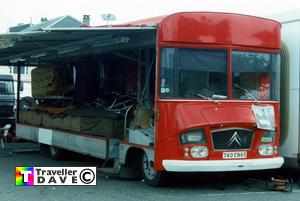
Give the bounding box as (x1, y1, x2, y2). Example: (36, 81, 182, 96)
(0, 12, 284, 186)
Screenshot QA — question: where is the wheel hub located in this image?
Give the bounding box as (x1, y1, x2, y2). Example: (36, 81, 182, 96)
(143, 154, 157, 180)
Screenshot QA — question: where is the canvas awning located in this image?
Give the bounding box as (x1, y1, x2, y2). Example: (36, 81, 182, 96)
(0, 27, 156, 66)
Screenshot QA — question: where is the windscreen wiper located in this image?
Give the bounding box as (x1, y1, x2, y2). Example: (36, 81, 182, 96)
(233, 84, 259, 104)
(193, 93, 212, 100)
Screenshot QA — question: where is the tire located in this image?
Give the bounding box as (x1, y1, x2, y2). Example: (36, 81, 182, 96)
(141, 152, 165, 187)
(49, 145, 65, 160)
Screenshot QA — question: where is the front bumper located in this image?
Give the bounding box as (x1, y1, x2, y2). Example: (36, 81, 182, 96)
(162, 157, 284, 172)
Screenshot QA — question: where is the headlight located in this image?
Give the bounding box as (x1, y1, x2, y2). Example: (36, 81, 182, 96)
(180, 129, 206, 144)
(261, 130, 275, 143)
(258, 144, 275, 156)
(190, 146, 209, 158)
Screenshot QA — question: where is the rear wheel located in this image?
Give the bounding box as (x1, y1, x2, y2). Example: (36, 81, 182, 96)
(141, 152, 165, 187)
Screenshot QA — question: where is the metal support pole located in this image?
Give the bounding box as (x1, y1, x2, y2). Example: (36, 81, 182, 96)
(143, 49, 151, 109)
(16, 62, 21, 123)
(137, 49, 142, 102)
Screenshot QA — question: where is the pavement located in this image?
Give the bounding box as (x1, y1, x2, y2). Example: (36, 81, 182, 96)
(0, 142, 300, 201)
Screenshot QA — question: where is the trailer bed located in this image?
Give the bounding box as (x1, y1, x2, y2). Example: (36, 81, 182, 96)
(16, 123, 119, 159)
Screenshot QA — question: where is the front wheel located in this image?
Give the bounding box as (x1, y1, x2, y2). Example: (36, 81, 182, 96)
(141, 152, 165, 187)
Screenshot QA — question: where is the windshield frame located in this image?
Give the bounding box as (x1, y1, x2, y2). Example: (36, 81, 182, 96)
(159, 46, 229, 100)
(157, 45, 280, 101)
(231, 50, 280, 101)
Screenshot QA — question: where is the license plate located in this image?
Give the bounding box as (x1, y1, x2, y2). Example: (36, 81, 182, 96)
(223, 151, 247, 159)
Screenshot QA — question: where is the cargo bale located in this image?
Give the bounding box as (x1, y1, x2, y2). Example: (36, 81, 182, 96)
(31, 65, 74, 98)
(42, 113, 63, 129)
(70, 117, 124, 138)
(19, 110, 42, 126)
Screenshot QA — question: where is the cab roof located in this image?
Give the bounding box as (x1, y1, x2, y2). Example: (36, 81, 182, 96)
(0, 12, 280, 66)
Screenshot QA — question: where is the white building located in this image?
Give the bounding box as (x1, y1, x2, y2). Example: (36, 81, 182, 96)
(0, 15, 83, 98)
(0, 66, 35, 97)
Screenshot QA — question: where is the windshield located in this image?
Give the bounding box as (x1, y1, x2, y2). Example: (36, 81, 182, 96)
(160, 47, 228, 99)
(0, 80, 14, 95)
(232, 51, 280, 101)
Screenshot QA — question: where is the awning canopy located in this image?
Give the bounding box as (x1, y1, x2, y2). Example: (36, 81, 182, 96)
(0, 27, 156, 66)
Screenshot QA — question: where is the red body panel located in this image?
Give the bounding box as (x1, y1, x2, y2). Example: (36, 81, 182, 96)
(154, 101, 280, 170)
(153, 12, 281, 171)
(157, 12, 280, 49)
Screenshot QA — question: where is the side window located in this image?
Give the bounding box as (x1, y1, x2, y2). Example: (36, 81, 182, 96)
(12, 66, 26, 74)
(160, 48, 176, 97)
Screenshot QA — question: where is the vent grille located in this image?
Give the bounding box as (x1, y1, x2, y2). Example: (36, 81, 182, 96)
(211, 128, 254, 150)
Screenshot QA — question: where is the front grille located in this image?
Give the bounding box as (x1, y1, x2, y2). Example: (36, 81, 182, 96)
(0, 105, 14, 117)
(211, 128, 254, 150)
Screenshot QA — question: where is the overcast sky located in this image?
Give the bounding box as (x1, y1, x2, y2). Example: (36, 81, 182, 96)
(1, 0, 300, 33)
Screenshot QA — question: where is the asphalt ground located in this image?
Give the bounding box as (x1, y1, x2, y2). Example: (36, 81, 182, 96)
(0, 142, 300, 201)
